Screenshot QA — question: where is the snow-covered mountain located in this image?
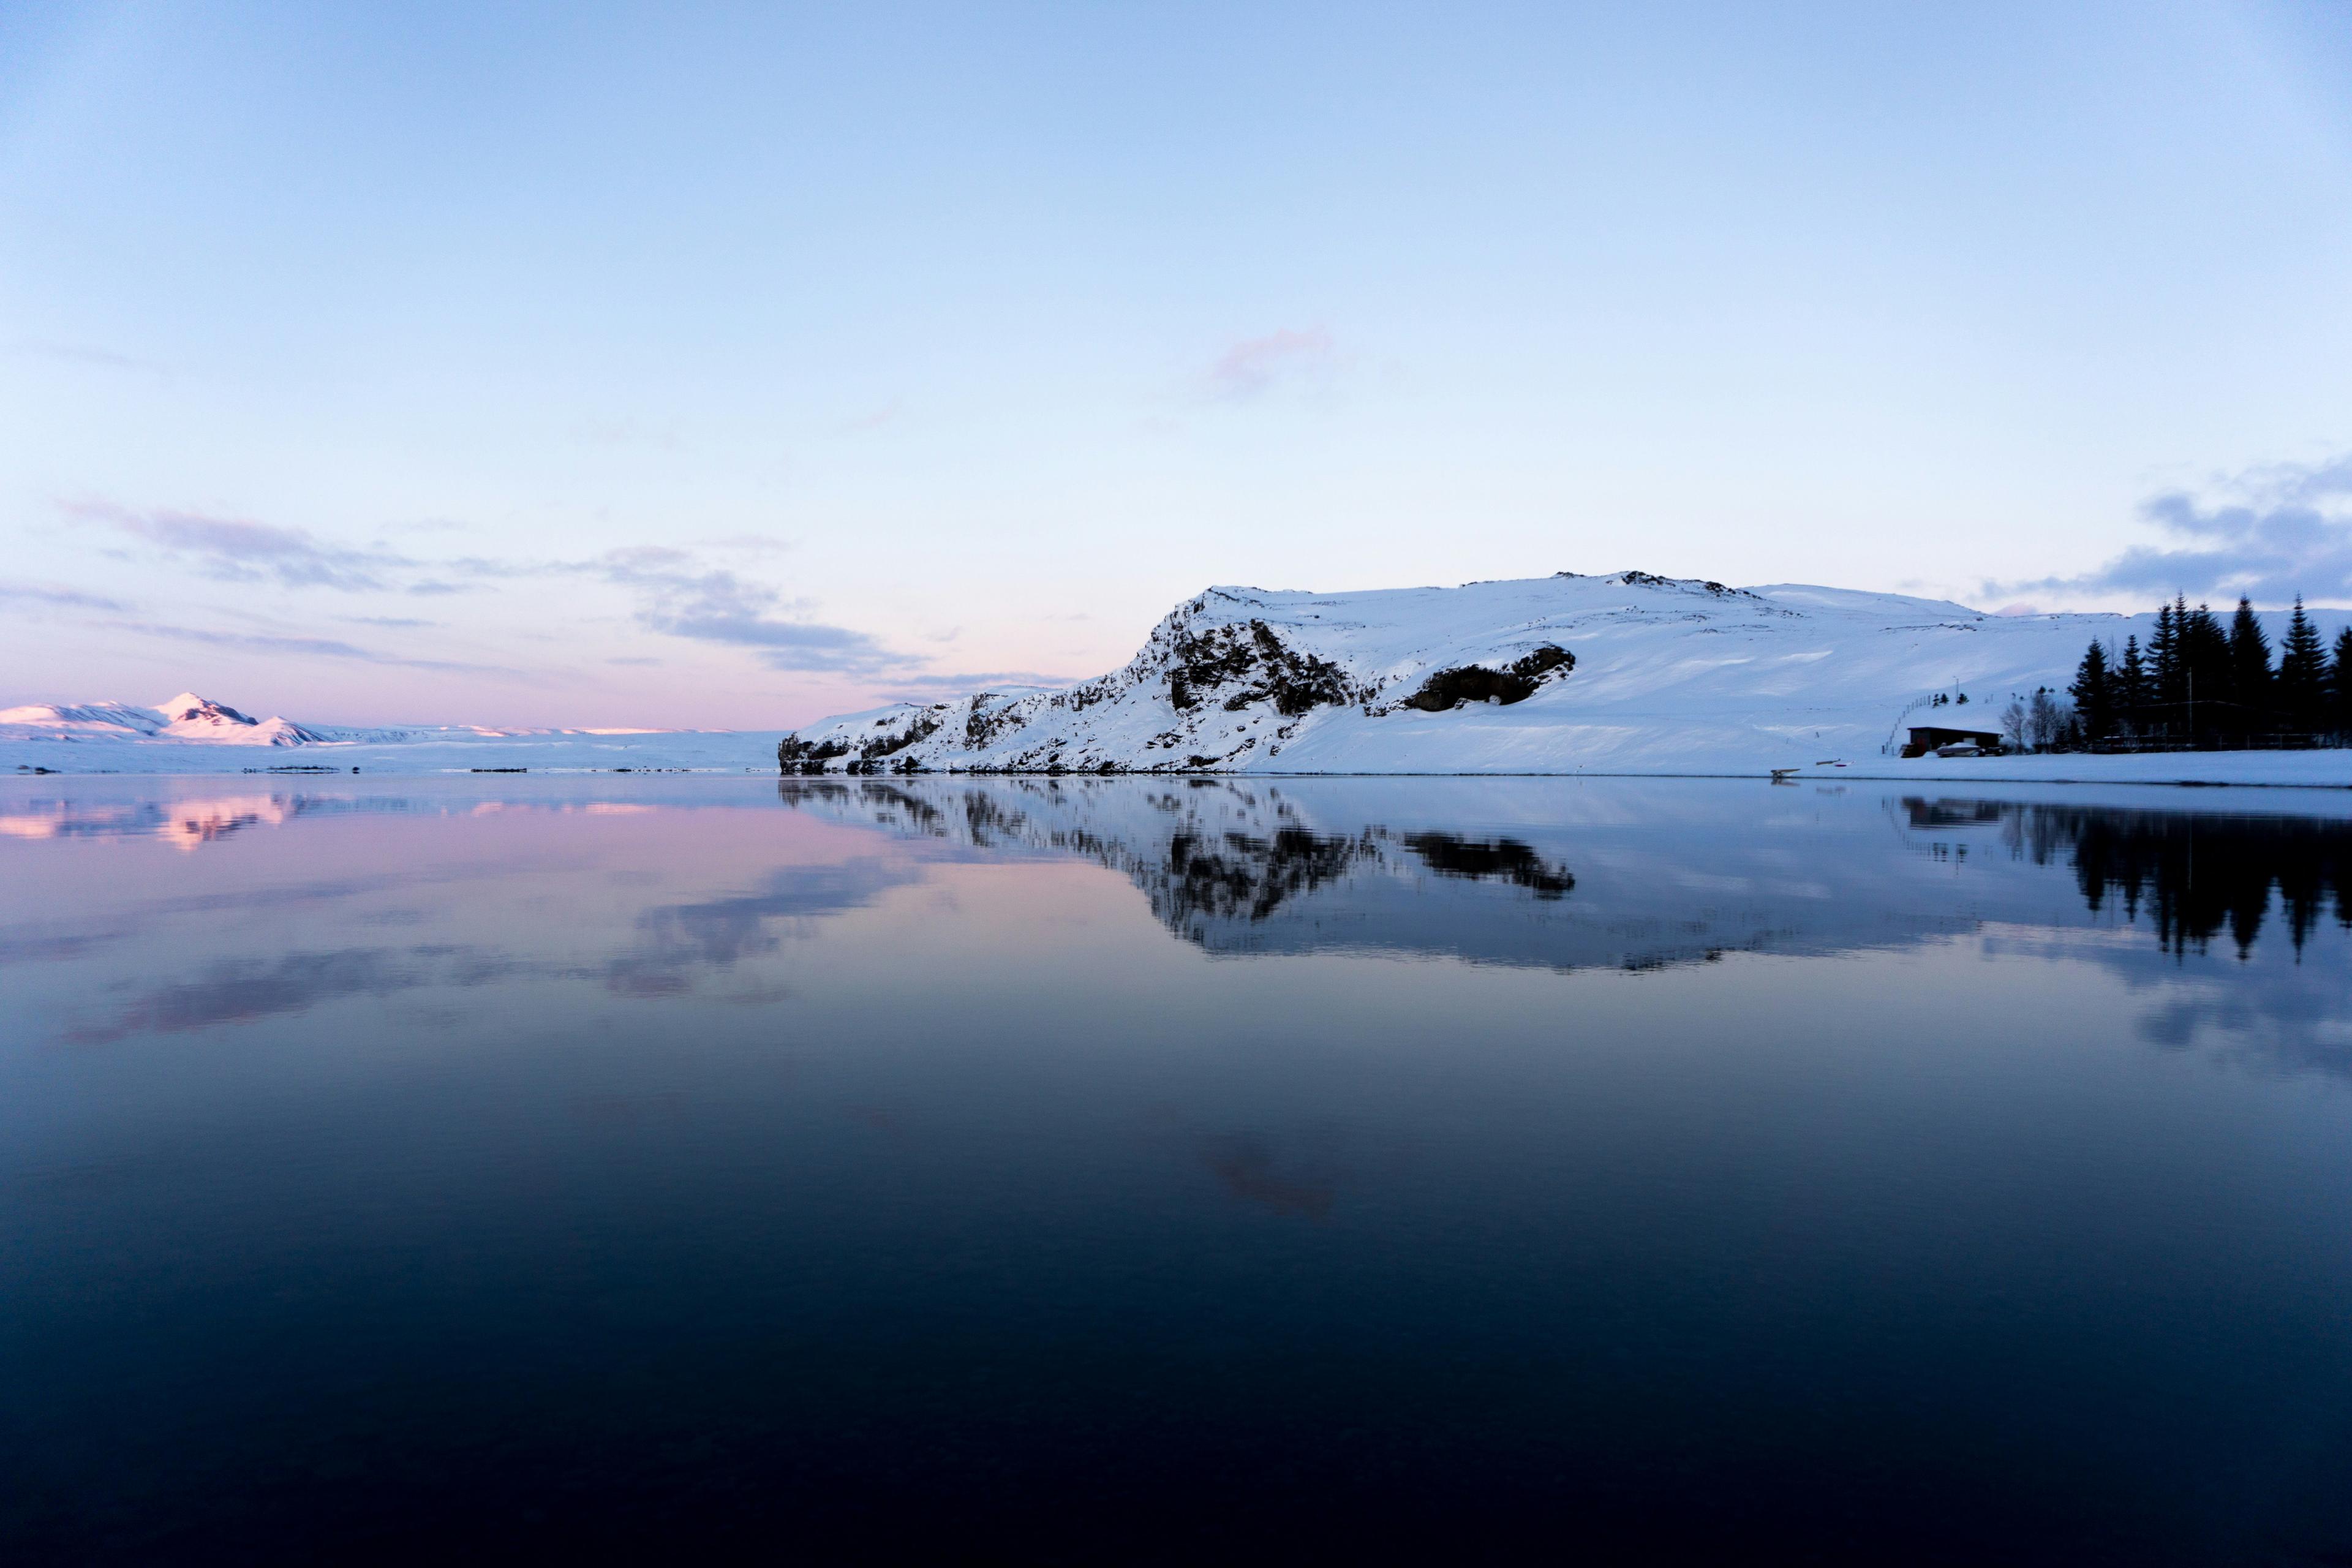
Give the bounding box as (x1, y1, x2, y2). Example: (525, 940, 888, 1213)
(0, 693, 782, 773)
(0, 693, 335, 747)
(778, 571, 2352, 778)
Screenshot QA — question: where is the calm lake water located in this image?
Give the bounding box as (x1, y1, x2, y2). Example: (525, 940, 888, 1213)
(4, 774, 2351, 1564)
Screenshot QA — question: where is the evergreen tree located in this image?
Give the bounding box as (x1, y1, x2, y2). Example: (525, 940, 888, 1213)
(2334, 627, 2352, 744)
(2149, 600, 2181, 739)
(2227, 597, 2273, 738)
(2116, 634, 2149, 737)
(2277, 598, 2327, 737)
(2068, 640, 2113, 744)
(2182, 601, 2230, 744)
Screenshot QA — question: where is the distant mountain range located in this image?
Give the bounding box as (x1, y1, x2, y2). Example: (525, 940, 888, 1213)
(0, 692, 708, 750)
(0, 695, 771, 774)
(0, 693, 339, 747)
(778, 570, 2352, 777)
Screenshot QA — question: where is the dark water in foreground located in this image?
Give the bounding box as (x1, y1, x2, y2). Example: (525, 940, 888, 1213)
(4, 775, 2352, 1564)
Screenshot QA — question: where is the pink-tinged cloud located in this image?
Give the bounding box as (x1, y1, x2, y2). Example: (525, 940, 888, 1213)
(837, 399, 902, 434)
(0, 580, 127, 611)
(77, 500, 408, 591)
(1207, 326, 1336, 401)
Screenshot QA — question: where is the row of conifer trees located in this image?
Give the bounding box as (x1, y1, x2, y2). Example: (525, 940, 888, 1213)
(2065, 596, 2352, 748)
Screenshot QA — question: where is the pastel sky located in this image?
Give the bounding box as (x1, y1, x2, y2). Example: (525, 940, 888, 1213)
(5, 1, 2352, 728)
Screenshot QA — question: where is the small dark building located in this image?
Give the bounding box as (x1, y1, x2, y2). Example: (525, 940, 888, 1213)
(1902, 725, 2003, 758)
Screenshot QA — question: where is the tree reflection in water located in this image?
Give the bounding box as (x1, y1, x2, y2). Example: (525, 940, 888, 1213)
(1907, 799, 2352, 960)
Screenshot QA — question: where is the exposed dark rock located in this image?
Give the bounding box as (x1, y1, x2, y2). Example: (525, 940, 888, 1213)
(1061, 676, 1120, 712)
(1614, 570, 1756, 600)
(861, 709, 943, 761)
(963, 695, 1029, 750)
(777, 734, 851, 774)
(1166, 624, 1255, 710)
(1401, 645, 1574, 712)
(1508, 644, 1575, 681)
(1167, 619, 1360, 716)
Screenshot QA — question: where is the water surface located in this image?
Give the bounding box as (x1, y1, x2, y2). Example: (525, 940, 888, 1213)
(4, 775, 2351, 1562)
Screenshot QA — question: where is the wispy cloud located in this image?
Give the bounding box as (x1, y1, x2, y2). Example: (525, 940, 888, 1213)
(84, 503, 410, 592)
(1205, 326, 1337, 402)
(109, 618, 521, 676)
(1997, 452, 2352, 605)
(8, 338, 168, 380)
(440, 555, 549, 581)
(64, 499, 962, 684)
(594, 547, 915, 674)
(0, 581, 127, 611)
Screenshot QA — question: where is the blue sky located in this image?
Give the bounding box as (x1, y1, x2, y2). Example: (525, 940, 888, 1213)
(4, 1, 2351, 727)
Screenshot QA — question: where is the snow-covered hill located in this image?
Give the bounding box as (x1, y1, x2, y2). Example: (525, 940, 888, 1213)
(777, 571, 2352, 780)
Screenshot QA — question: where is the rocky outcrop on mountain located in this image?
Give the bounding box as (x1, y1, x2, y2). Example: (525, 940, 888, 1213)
(1400, 645, 1574, 712)
(782, 578, 1604, 774)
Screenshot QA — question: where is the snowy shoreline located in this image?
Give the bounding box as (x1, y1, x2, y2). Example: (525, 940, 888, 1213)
(9, 757, 2350, 790)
